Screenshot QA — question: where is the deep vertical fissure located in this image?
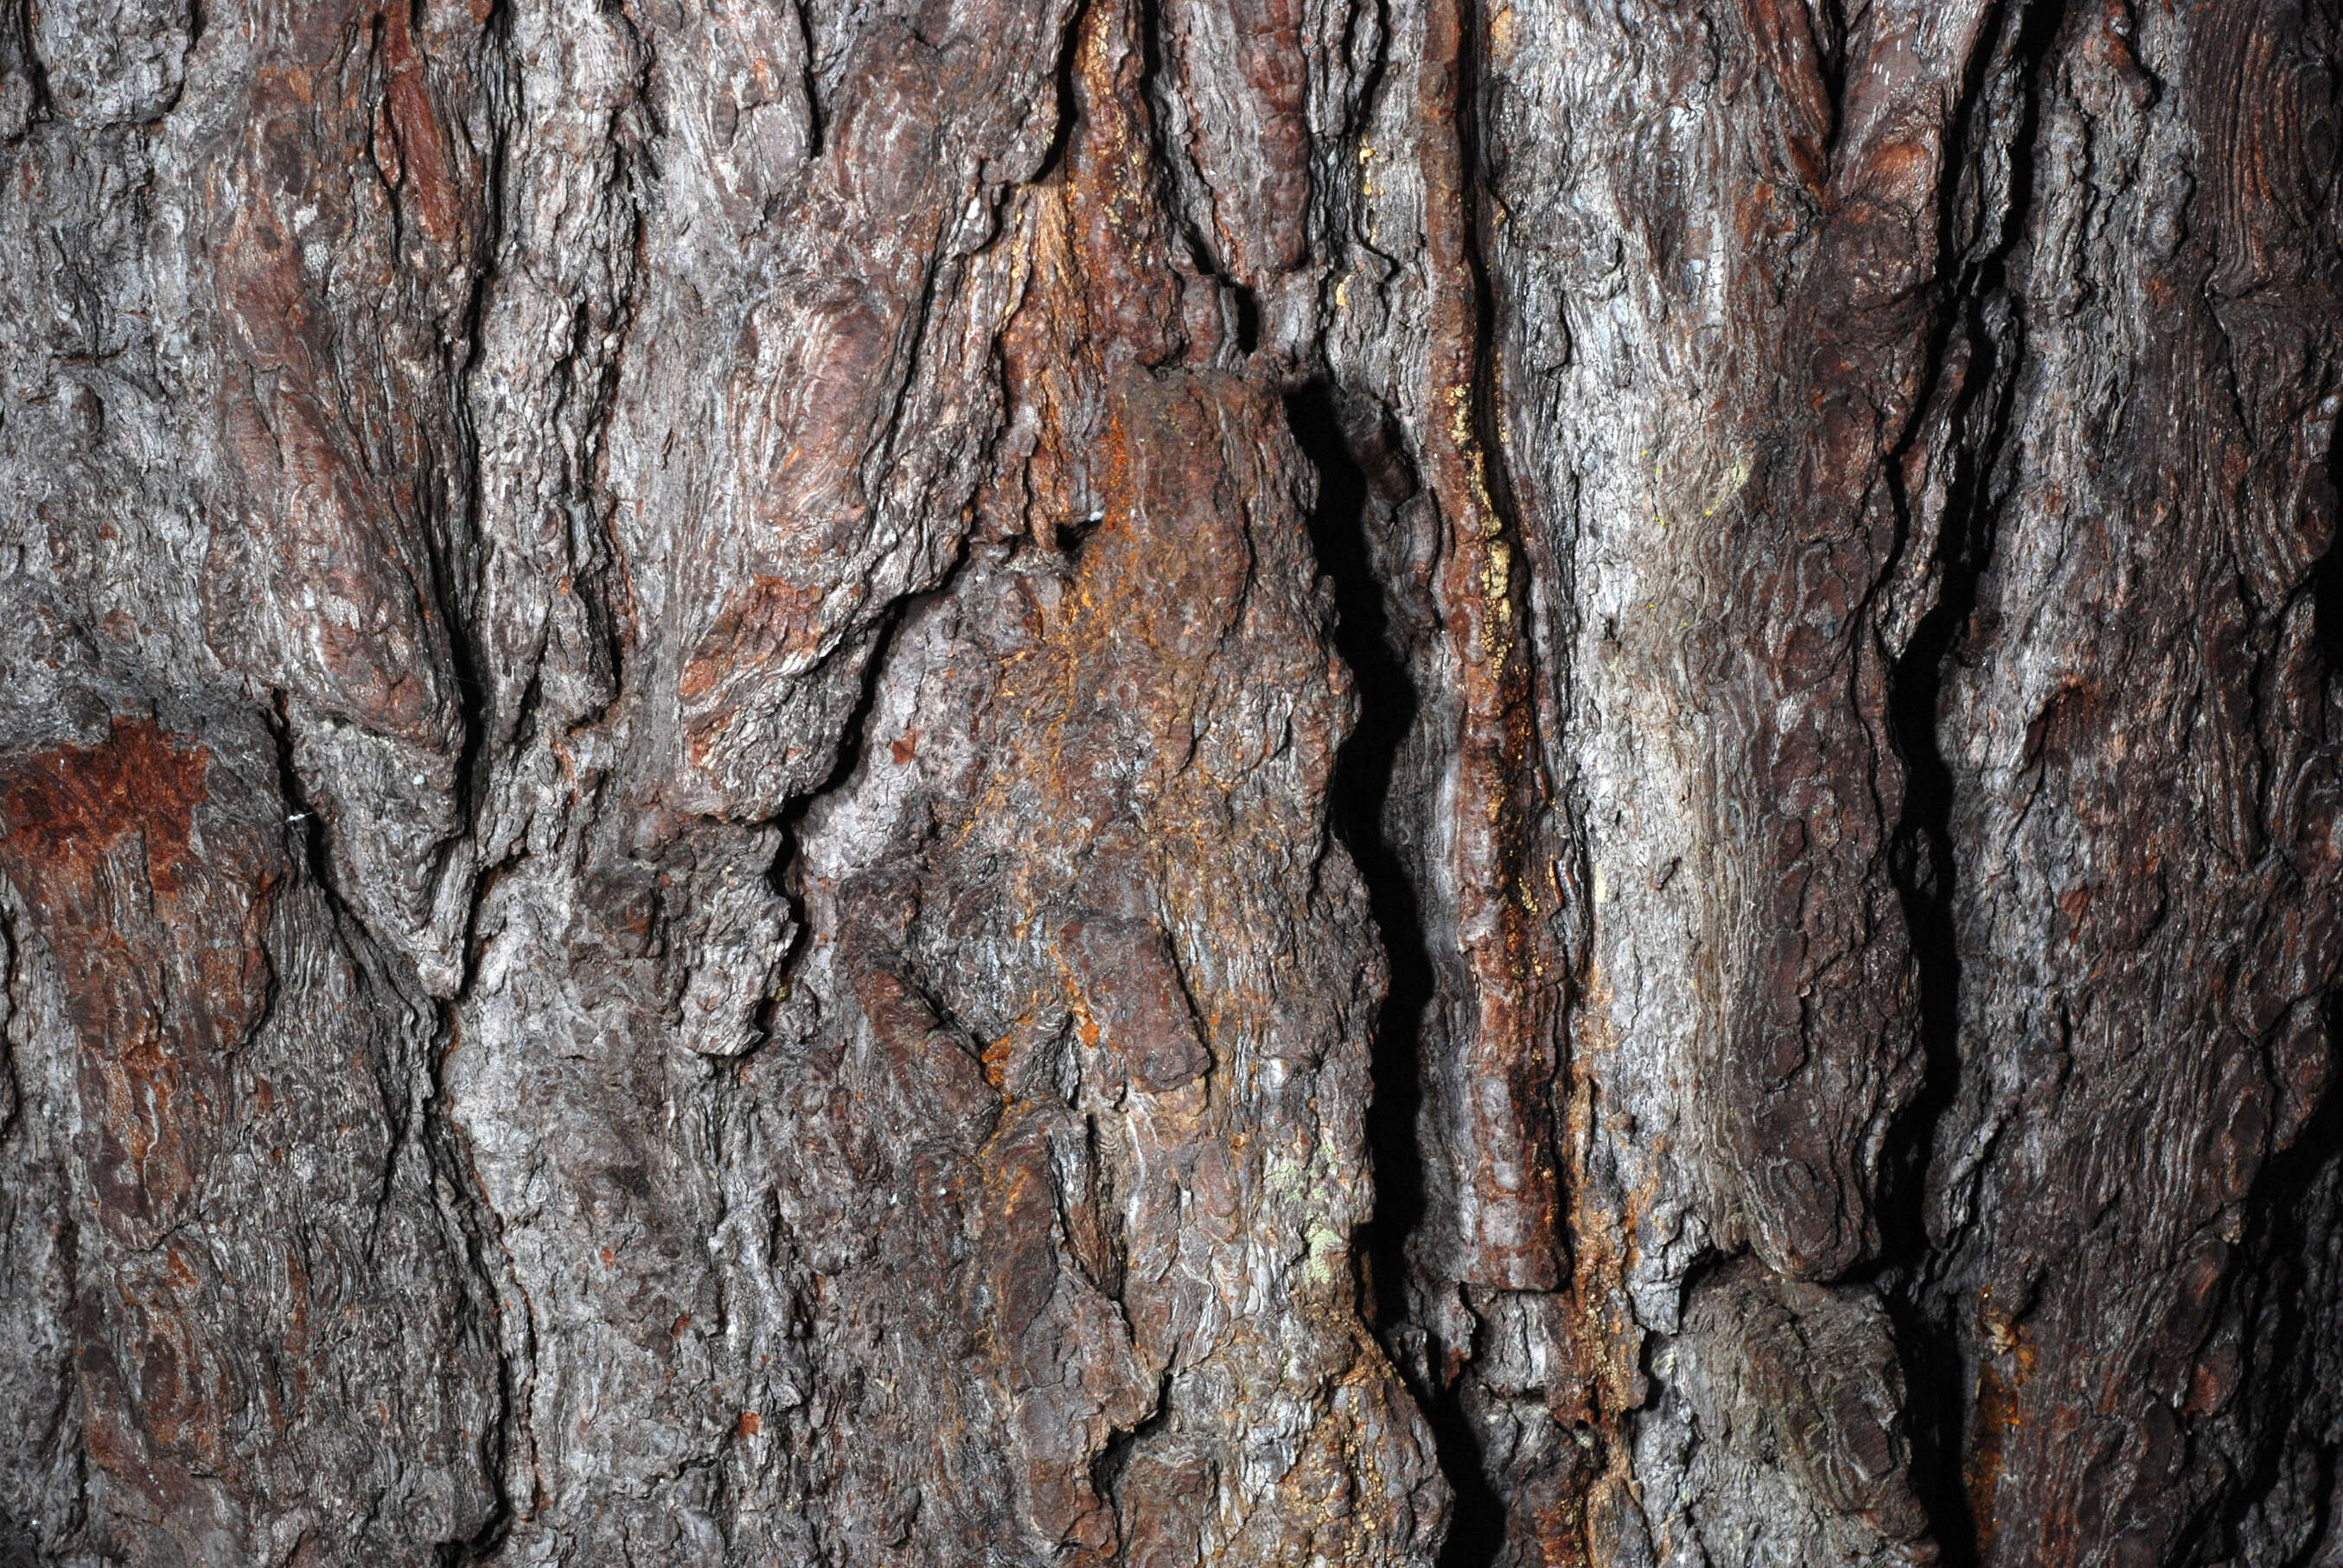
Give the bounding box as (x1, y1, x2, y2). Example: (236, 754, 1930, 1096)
(264, 691, 346, 909)
(0, 907, 16, 1149)
(1034, 0, 1094, 185)
(427, 1055, 521, 1566)
(439, 0, 516, 848)
(2212, 407, 2343, 1567)
(1880, 371, 1995, 1568)
(2204, 1023, 2343, 1564)
(1876, 3, 2067, 1562)
(425, 26, 531, 1553)
(1286, 384, 1425, 1331)
(1133, 0, 1261, 358)
(1286, 383, 1506, 1563)
(1447, 6, 1545, 1556)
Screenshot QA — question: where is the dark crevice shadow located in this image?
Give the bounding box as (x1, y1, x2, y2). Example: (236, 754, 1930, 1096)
(1874, 4, 2069, 1565)
(2200, 1006, 2343, 1565)
(1033, 0, 1093, 185)
(1091, 1365, 1175, 1554)
(752, 533, 975, 1059)
(1431, 1346, 1505, 1568)
(1879, 316, 1998, 1568)
(2209, 399, 2343, 1568)
(1229, 282, 1261, 356)
(1286, 383, 1505, 1567)
(1285, 384, 1424, 1330)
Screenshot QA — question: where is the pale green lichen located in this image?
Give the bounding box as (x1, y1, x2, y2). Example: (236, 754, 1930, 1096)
(1303, 1222, 1347, 1286)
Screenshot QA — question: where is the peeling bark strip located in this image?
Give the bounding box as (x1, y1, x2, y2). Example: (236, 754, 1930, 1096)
(0, 0, 2337, 1563)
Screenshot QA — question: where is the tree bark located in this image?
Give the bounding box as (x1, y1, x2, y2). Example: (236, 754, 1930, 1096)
(1, 1, 2338, 1564)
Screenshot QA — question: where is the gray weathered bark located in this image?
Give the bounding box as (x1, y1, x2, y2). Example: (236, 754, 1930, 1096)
(1, 1, 2338, 1564)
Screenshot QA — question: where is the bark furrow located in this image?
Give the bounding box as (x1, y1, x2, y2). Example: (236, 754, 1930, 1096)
(0, 1, 2336, 1565)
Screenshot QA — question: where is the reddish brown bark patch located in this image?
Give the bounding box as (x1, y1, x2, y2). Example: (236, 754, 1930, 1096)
(0, 719, 289, 1527)
(0, 718, 279, 1236)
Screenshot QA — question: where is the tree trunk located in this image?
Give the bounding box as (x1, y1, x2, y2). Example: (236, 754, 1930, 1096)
(2, 0, 2338, 1563)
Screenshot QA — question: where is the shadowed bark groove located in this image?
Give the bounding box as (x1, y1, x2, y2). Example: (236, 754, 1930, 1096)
(1876, 7, 2070, 1563)
(1286, 385, 1429, 1343)
(1286, 381, 1511, 1564)
(1, 0, 2339, 1564)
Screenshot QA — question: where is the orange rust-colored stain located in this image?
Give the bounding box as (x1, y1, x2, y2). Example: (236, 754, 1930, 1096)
(980, 1022, 1024, 1093)
(1405, 0, 1566, 1297)
(1968, 1359, 2015, 1558)
(1967, 1304, 2038, 1559)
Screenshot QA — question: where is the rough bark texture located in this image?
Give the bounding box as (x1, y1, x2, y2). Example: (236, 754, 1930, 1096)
(1, 0, 2339, 1564)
